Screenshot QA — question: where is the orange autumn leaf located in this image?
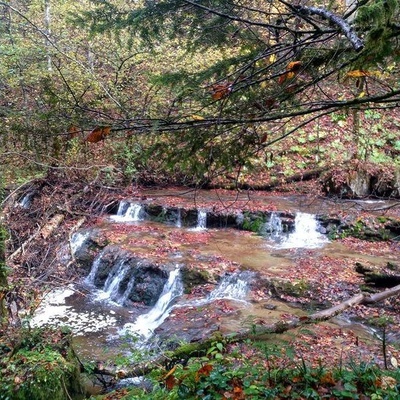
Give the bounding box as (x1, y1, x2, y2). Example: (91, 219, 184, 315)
(165, 374, 177, 390)
(278, 61, 302, 84)
(67, 125, 80, 140)
(320, 372, 336, 386)
(345, 70, 370, 79)
(233, 385, 245, 399)
(85, 126, 111, 143)
(162, 365, 179, 390)
(278, 74, 287, 85)
(287, 61, 302, 72)
(283, 385, 292, 395)
(211, 82, 232, 100)
(195, 364, 213, 381)
(163, 365, 177, 379)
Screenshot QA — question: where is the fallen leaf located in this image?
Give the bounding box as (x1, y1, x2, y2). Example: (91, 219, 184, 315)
(195, 364, 213, 381)
(191, 114, 205, 120)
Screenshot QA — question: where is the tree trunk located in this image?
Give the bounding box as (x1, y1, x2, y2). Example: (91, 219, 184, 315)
(209, 167, 328, 190)
(0, 224, 8, 323)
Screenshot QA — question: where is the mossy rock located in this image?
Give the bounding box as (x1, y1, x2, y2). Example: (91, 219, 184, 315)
(181, 267, 210, 294)
(0, 327, 83, 400)
(240, 211, 268, 233)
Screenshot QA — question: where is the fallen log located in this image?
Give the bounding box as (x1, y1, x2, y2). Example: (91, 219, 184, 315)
(363, 284, 400, 304)
(207, 167, 328, 190)
(9, 228, 41, 261)
(310, 284, 400, 321)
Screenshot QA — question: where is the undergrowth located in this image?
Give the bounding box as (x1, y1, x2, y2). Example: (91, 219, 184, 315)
(98, 340, 400, 400)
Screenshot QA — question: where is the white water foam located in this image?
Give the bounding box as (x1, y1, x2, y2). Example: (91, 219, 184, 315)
(85, 252, 104, 286)
(70, 231, 90, 256)
(111, 201, 144, 222)
(207, 271, 252, 302)
(121, 268, 183, 340)
(190, 209, 207, 231)
(179, 271, 252, 309)
(261, 212, 283, 240)
(103, 260, 130, 301)
(17, 193, 33, 209)
(30, 286, 117, 335)
(175, 208, 182, 228)
(277, 212, 329, 249)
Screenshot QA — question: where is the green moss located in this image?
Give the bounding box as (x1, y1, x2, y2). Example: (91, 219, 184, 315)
(0, 327, 83, 400)
(241, 212, 267, 233)
(181, 268, 210, 294)
(274, 279, 311, 298)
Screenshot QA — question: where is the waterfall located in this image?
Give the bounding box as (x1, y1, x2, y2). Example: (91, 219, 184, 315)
(70, 231, 89, 257)
(277, 212, 328, 249)
(191, 209, 207, 231)
(17, 193, 32, 209)
(207, 271, 252, 302)
(180, 271, 253, 308)
(103, 260, 130, 301)
(175, 208, 182, 228)
(84, 252, 103, 286)
(117, 276, 136, 306)
(111, 201, 144, 222)
(121, 268, 183, 340)
(261, 212, 283, 239)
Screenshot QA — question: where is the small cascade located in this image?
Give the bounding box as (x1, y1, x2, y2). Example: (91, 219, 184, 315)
(236, 212, 244, 226)
(122, 268, 183, 340)
(111, 201, 144, 222)
(116, 200, 130, 215)
(70, 231, 90, 257)
(192, 209, 207, 231)
(208, 271, 252, 302)
(85, 253, 104, 286)
(117, 276, 136, 306)
(262, 212, 283, 240)
(277, 212, 328, 249)
(103, 260, 130, 301)
(175, 208, 182, 228)
(180, 271, 253, 308)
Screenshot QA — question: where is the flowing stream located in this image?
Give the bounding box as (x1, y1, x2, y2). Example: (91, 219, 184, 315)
(121, 268, 183, 340)
(111, 202, 144, 222)
(31, 194, 398, 360)
(32, 206, 328, 343)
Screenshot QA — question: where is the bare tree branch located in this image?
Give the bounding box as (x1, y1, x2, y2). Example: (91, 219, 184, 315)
(291, 4, 364, 51)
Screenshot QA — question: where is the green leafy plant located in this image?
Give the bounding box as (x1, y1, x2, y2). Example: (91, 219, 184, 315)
(114, 341, 400, 399)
